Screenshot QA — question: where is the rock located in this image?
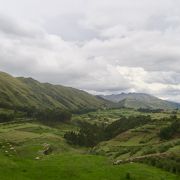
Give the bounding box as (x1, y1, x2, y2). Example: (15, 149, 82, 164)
(113, 160, 123, 165)
(43, 146, 53, 155)
(35, 157, 40, 160)
(43, 143, 50, 147)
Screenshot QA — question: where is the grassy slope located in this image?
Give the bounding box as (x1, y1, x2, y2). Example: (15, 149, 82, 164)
(88, 109, 180, 163)
(0, 120, 178, 180)
(0, 72, 106, 110)
(72, 108, 180, 165)
(0, 154, 178, 180)
(73, 108, 180, 124)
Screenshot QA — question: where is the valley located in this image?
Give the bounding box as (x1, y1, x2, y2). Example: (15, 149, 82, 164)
(0, 107, 179, 179)
(0, 72, 179, 179)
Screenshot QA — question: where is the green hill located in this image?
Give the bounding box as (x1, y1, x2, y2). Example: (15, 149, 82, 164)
(100, 93, 180, 109)
(0, 120, 178, 180)
(0, 72, 106, 111)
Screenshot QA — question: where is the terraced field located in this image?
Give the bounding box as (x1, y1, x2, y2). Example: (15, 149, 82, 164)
(0, 108, 179, 179)
(73, 108, 180, 124)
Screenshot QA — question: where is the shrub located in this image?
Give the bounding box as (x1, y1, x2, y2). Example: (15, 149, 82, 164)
(159, 119, 180, 140)
(64, 115, 151, 147)
(0, 113, 15, 123)
(126, 172, 131, 179)
(37, 108, 72, 123)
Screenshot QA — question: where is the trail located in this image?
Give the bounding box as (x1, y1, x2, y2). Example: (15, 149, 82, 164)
(113, 152, 168, 165)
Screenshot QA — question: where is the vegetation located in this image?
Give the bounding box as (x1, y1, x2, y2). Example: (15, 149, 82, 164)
(64, 122, 104, 147)
(0, 119, 178, 180)
(35, 108, 72, 123)
(139, 156, 180, 175)
(0, 107, 72, 124)
(159, 118, 180, 140)
(0, 72, 180, 179)
(0, 112, 15, 123)
(0, 71, 107, 111)
(64, 115, 151, 147)
(138, 108, 164, 113)
(0, 153, 178, 180)
(104, 115, 151, 139)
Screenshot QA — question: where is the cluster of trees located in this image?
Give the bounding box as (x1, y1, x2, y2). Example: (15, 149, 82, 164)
(0, 102, 12, 109)
(64, 115, 151, 147)
(0, 113, 15, 123)
(0, 105, 72, 123)
(104, 115, 151, 139)
(159, 118, 180, 140)
(73, 108, 97, 115)
(140, 156, 180, 174)
(64, 122, 104, 147)
(17, 106, 72, 123)
(36, 108, 72, 123)
(137, 108, 163, 113)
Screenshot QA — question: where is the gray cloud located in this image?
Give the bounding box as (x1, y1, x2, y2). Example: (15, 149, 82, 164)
(44, 13, 98, 41)
(0, 15, 45, 39)
(0, 0, 180, 102)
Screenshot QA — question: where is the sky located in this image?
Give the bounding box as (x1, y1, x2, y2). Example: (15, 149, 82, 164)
(0, 0, 180, 102)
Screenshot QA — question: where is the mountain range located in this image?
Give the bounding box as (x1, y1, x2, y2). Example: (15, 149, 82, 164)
(0, 71, 179, 111)
(0, 71, 106, 111)
(100, 93, 180, 110)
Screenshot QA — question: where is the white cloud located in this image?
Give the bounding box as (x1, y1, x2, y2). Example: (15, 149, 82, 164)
(0, 0, 180, 102)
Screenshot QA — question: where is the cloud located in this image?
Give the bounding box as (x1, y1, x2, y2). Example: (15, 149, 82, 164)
(0, 0, 180, 102)
(44, 13, 98, 41)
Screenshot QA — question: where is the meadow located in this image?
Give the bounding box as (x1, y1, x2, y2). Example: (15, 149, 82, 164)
(0, 108, 179, 179)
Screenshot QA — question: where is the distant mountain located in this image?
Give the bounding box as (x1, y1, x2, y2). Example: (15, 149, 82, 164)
(0, 72, 107, 111)
(100, 93, 180, 109)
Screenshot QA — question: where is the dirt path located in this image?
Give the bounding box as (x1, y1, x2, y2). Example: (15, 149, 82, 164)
(113, 152, 167, 165)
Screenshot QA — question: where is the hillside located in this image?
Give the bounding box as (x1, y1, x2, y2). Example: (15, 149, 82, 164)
(0, 72, 106, 111)
(100, 93, 180, 109)
(0, 118, 178, 180)
(70, 108, 180, 176)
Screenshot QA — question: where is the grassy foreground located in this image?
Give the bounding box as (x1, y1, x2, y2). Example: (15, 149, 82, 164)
(0, 119, 179, 180)
(0, 153, 179, 180)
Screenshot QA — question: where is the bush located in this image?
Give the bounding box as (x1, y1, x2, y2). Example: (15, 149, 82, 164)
(138, 108, 163, 113)
(64, 115, 151, 147)
(64, 122, 105, 147)
(37, 108, 72, 123)
(0, 113, 15, 123)
(159, 119, 180, 140)
(140, 156, 180, 174)
(104, 115, 151, 140)
(126, 172, 131, 179)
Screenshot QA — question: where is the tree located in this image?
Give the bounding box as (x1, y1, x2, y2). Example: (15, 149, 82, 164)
(37, 108, 72, 123)
(64, 115, 151, 147)
(0, 113, 14, 123)
(159, 119, 180, 140)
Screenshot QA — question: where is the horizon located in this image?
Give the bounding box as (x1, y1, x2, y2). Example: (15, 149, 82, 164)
(1, 70, 179, 103)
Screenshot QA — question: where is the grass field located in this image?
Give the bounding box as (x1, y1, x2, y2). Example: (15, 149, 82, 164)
(0, 108, 179, 179)
(73, 108, 180, 124)
(0, 153, 179, 180)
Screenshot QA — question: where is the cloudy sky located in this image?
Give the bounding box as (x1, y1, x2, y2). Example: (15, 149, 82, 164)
(0, 0, 180, 102)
